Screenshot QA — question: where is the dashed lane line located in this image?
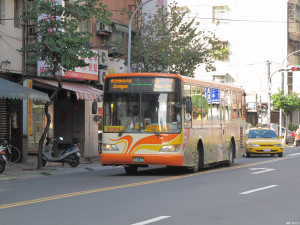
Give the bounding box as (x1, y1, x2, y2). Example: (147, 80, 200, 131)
(131, 216, 171, 225)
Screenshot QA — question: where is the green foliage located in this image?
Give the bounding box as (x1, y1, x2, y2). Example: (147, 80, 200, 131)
(289, 123, 298, 131)
(125, 3, 229, 77)
(271, 90, 300, 114)
(20, 0, 112, 76)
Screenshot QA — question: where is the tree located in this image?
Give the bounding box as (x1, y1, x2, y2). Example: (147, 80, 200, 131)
(20, 0, 111, 169)
(124, 3, 229, 77)
(271, 90, 300, 142)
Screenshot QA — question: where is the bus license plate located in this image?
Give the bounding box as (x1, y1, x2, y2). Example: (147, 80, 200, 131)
(133, 157, 144, 163)
(263, 148, 271, 152)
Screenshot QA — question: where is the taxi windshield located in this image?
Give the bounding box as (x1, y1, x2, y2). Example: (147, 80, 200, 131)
(248, 130, 278, 139)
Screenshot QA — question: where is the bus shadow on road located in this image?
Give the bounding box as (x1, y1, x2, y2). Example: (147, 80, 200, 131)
(112, 164, 229, 177)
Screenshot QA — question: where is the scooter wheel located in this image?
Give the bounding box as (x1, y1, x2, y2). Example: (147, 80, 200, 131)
(0, 162, 5, 174)
(69, 155, 80, 167)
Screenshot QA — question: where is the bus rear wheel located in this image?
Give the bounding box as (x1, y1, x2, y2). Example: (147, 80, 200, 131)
(124, 165, 138, 175)
(226, 141, 235, 166)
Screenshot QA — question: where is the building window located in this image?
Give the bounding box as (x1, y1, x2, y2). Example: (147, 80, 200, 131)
(14, 0, 23, 28)
(129, 5, 136, 13)
(79, 20, 91, 32)
(212, 6, 228, 24)
(0, 0, 5, 25)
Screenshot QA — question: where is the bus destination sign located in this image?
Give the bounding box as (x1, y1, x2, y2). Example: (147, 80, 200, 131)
(107, 77, 178, 92)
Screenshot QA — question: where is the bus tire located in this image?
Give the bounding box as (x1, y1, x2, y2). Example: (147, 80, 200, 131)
(188, 149, 200, 173)
(124, 165, 138, 175)
(226, 141, 235, 166)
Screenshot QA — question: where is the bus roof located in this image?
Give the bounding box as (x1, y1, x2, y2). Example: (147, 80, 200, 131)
(105, 73, 245, 93)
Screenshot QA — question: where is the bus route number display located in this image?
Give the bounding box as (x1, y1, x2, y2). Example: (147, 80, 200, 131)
(107, 77, 177, 92)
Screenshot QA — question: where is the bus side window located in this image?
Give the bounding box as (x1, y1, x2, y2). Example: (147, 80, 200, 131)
(211, 88, 220, 121)
(225, 91, 231, 121)
(232, 91, 238, 119)
(192, 86, 201, 120)
(220, 90, 225, 121)
(184, 84, 192, 128)
(206, 88, 212, 120)
(237, 92, 242, 118)
(242, 92, 246, 119)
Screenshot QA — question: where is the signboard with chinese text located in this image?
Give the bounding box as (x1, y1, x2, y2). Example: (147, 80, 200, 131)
(105, 77, 180, 92)
(38, 51, 98, 81)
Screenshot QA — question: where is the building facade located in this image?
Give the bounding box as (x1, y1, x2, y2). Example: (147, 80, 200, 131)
(0, 0, 141, 163)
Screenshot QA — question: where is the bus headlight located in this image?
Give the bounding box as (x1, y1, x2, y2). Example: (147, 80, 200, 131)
(160, 145, 180, 152)
(102, 144, 119, 151)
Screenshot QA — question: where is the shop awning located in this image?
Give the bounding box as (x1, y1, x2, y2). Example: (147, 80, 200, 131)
(33, 79, 102, 101)
(114, 24, 129, 33)
(0, 78, 50, 102)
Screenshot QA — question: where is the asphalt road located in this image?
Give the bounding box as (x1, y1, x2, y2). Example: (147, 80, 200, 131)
(0, 147, 300, 225)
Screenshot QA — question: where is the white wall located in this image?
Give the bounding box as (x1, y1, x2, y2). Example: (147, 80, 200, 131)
(0, 0, 23, 74)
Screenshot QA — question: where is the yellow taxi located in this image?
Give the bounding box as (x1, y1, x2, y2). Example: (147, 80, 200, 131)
(245, 127, 283, 157)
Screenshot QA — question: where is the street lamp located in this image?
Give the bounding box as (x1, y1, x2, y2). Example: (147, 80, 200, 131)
(127, 0, 154, 73)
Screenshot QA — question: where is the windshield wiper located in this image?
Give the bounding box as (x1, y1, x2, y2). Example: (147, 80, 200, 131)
(151, 127, 161, 138)
(118, 119, 132, 137)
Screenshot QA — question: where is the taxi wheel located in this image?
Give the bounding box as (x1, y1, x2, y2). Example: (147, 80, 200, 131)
(278, 153, 283, 157)
(246, 152, 251, 158)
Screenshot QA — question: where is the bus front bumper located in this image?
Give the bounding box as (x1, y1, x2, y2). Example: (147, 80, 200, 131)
(101, 154, 183, 167)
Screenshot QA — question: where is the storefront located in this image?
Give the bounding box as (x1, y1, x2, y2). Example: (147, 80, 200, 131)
(31, 79, 102, 159)
(0, 78, 50, 163)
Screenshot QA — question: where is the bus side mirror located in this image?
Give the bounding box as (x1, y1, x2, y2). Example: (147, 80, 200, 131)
(92, 101, 98, 114)
(185, 98, 192, 114)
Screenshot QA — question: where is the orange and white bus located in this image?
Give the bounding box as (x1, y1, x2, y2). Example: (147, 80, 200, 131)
(101, 73, 248, 174)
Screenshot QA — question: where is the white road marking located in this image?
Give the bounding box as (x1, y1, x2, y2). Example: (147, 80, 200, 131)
(131, 216, 171, 225)
(249, 168, 275, 174)
(240, 185, 278, 195)
(287, 153, 300, 157)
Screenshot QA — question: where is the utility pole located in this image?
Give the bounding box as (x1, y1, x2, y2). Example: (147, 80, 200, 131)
(267, 60, 271, 125)
(127, 0, 154, 73)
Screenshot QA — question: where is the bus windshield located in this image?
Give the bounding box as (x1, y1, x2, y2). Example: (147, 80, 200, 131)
(103, 92, 181, 134)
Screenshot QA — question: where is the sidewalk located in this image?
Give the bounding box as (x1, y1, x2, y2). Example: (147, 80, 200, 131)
(0, 155, 104, 181)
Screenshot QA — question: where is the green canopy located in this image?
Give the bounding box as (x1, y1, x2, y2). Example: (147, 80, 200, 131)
(0, 78, 50, 103)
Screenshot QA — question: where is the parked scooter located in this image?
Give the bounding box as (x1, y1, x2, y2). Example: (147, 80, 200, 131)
(42, 137, 81, 167)
(0, 145, 7, 174)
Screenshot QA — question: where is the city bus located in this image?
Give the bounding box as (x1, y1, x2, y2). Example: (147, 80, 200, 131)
(101, 73, 248, 174)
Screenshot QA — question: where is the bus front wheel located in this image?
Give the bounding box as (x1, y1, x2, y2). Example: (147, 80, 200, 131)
(188, 149, 200, 173)
(124, 165, 138, 175)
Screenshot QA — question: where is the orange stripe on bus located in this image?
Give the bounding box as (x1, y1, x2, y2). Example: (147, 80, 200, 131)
(101, 154, 183, 166)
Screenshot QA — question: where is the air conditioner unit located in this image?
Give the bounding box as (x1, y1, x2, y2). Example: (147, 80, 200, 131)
(98, 69, 108, 85)
(96, 21, 112, 33)
(98, 50, 108, 66)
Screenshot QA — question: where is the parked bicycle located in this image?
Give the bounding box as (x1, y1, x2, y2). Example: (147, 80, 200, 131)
(0, 140, 21, 163)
